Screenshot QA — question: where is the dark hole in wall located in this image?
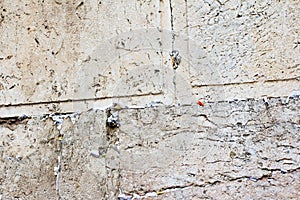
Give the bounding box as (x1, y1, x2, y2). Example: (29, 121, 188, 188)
(0, 115, 30, 131)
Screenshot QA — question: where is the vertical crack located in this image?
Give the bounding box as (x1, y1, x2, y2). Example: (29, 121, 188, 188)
(54, 132, 63, 199)
(50, 114, 69, 200)
(185, 0, 190, 79)
(105, 107, 121, 198)
(169, 0, 177, 105)
(169, 0, 175, 50)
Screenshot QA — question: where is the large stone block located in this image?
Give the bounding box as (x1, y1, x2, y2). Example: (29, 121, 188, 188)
(0, 116, 57, 199)
(0, 97, 299, 199)
(0, 0, 162, 106)
(115, 97, 300, 199)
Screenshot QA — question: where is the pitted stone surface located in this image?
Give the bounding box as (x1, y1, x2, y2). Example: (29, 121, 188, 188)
(116, 98, 300, 198)
(1, 98, 298, 199)
(0, 0, 299, 199)
(1, 0, 298, 109)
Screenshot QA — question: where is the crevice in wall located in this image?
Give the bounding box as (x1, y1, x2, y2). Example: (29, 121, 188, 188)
(106, 108, 120, 143)
(48, 113, 78, 199)
(169, 0, 175, 51)
(260, 167, 300, 174)
(126, 166, 300, 197)
(124, 180, 222, 198)
(220, 166, 300, 184)
(105, 107, 121, 198)
(0, 115, 30, 131)
(0, 92, 163, 108)
(53, 126, 63, 199)
(184, 0, 190, 79)
(198, 114, 218, 127)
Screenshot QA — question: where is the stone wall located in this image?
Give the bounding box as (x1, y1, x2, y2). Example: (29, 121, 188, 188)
(0, 0, 299, 199)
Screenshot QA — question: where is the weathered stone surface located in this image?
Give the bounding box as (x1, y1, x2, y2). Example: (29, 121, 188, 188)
(0, 0, 162, 105)
(0, 116, 57, 199)
(58, 110, 112, 199)
(116, 97, 300, 199)
(144, 170, 300, 199)
(188, 0, 300, 84)
(1, 0, 298, 110)
(0, 110, 114, 199)
(167, 0, 300, 102)
(0, 97, 299, 199)
(0, 0, 299, 199)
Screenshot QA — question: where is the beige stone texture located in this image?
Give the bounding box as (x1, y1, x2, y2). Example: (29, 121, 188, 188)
(0, 0, 299, 199)
(1, 98, 299, 199)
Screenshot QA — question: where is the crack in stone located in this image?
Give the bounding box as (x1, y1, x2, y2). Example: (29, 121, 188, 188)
(54, 129, 63, 199)
(0, 115, 30, 131)
(220, 173, 272, 182)
(260, 167, 300, 174)
(169, 0, 175, 50)
(0, 92, 163, 108)
(105, 107, 122, 198)
(127, 180, 222, 198)
(192, 76, 300, 88)
(220, 166, 300, 184)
